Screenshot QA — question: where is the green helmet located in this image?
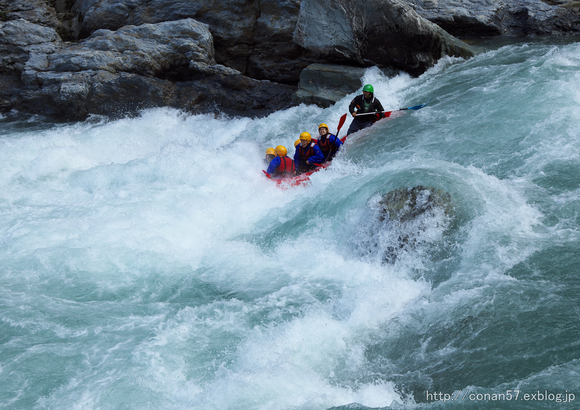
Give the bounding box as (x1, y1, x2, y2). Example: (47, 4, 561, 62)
(363, 84, 374, 93)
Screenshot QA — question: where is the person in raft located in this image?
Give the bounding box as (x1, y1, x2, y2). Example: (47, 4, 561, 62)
(264, 147, 276, 166)
(266, 145, 296, 178)
(346, 84, 386, 135)
(317, 123, 343, 162)
(294, 131, 324, 174)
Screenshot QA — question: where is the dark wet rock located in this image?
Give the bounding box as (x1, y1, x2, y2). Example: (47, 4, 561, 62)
(378, 185, 454, 223)
(294, 64, 370, 107)
(1, 0, 475, 120)
(0, 18, 62, 74)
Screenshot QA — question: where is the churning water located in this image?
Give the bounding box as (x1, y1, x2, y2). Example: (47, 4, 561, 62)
(1, 37, 580, 409)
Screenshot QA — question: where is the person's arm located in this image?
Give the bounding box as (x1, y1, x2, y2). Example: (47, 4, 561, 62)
(349, 96, 360, 117)
(375, 99, 386, 119)
(266, 157, 280, 174)
(308, 144, 324, 164)
(293, 148, 302, 166)
(333, 135, 343, 150)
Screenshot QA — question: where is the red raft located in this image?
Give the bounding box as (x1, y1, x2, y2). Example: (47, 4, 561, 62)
(261, 103, 432, 188)
(262, 114, 352, 188)
(262, 103, 427, 188)
(262, 160, 333, 188)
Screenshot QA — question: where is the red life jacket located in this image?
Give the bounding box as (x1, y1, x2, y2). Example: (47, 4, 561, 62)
(275, 156, 295, 176)
(317, 134, 335, 155)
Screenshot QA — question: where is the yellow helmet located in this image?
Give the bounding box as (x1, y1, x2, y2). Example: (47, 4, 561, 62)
(318, 123, 328, 130)
(299, 132, 311, 142)
(275, 145, 288, 156)
(294, 139, 301, 147)
(265, 147, 275, 156)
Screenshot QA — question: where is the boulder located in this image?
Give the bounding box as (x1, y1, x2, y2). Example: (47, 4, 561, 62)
(71, 0, 476, 82)
(42, 19, 217, 77)
(294, 63, 370, 107)
(0, 0, 60, 30)
(377, 185, 454, 223)
(1, 18, 296, 120)
(71, 0, 314, 82)
(0, 0, 77, 39)
(405, 0, 580, 37)
(294, 0, 476, 77)
(0, 18, 62, 74)
(0, 19, 62, 109)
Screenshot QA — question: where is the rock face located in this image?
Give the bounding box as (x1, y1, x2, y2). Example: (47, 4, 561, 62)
(294, 64, 370, 107)
(71, 0, 313, 83)
(71, 0, 475, 82)
(406, 0, 580, 37)
(1, 0, 61, 30)
(0, 18, 296, 120)
(2, 0, 580, 120)
(294, 0, 475, 76)
(0, 0, 78, 39)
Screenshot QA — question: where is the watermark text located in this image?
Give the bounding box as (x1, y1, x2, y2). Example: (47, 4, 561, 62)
(425, 389, 575, 403)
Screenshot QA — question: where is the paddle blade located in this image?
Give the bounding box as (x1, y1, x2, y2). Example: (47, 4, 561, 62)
(407, 102, 428, 110)
(336, 113, 347, 133)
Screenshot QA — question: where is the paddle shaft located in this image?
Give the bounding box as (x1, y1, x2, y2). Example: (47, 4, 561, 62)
(354, 102, 428, 117)
(323, 113, 347, 162)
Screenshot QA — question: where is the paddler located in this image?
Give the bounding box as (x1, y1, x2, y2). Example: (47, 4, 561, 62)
(266, 145, 296, 178)
(317, 123, 343, 162)
(264, 147, 276, 166)
(294, 132, 324, 174)
(346, 84, 386, 135)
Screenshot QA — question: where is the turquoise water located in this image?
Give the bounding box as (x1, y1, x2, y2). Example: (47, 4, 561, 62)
(1, 37, 579, 409)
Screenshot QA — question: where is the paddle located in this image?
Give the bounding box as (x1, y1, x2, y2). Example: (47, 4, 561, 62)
(322, 113, 348, 163)
(354, 102, 429, 117)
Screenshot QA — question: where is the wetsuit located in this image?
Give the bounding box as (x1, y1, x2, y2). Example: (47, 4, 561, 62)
(347, 93, 385, 135)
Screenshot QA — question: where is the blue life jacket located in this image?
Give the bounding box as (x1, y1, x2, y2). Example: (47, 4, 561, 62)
(294, 142, 324, 165)
(317, 133, 342, 157)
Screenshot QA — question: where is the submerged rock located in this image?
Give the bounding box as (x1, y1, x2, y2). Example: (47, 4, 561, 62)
(352, 186, 455, 265)
(378, 185, 454, 223)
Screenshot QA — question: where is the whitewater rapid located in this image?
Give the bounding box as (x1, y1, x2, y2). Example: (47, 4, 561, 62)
(1, 37, 580, 410)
